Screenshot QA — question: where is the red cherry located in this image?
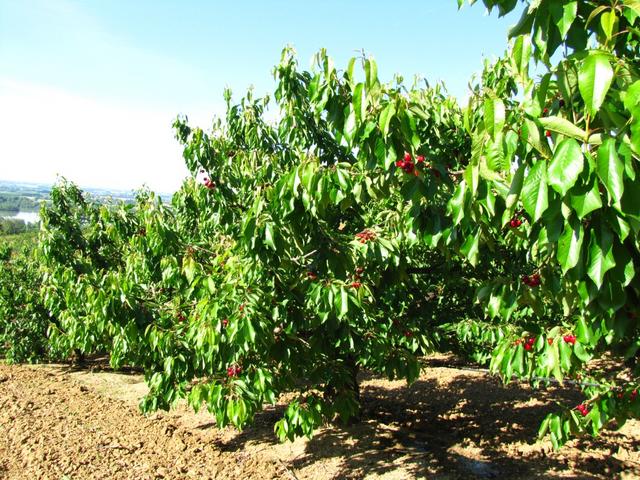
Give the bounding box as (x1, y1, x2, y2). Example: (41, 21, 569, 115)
(404, 331, 413, 338)
(404, 152, 412, 162)
(547, 338, 554, 345)
(350, 281, 362, 289)
(576, 404, 589, 416)
(545, 130, 552, 138)
(222, 318, 229, 328)
(543, 108, 549, 115)
(563, 334, 576, 345)
(416, 155, 425, 163)
(524, 343, 532, 351)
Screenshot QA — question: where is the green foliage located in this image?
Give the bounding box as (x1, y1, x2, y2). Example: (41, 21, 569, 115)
(0, 245, 51, 363)
(3, 0, 640, 449)
(458, 0, 640, 447)
(36, 52, 487, 437)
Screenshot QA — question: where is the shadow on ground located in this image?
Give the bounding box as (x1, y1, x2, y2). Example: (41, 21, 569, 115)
(209, 360, 639, 479)
(49, 355, 640, 479)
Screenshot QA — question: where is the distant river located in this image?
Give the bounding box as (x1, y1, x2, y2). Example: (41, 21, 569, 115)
(0, 210, 40, 224)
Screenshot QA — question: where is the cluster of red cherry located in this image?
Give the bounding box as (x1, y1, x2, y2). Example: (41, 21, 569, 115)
(514, 336, 536, 351)
(509, 216, 524, 228)
(575, 403, 589, 416)
(521, 273, 541, 287)
(615, 388, 638, 401)
(227, 365, 242, 377)
(395, 152, 425, 175)
(355, 229, 377, 244)
(350, 266, 364, 289)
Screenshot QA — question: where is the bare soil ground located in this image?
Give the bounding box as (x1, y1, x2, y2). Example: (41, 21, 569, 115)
(1, 356, 639, 480)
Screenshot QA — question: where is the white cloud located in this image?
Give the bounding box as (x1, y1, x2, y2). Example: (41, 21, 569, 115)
(0, 78, 221, 192)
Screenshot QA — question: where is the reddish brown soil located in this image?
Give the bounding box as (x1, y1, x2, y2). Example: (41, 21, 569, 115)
(0, 357, 639, 479)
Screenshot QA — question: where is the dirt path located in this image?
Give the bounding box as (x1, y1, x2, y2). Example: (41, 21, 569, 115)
(0, 358, 639, 479)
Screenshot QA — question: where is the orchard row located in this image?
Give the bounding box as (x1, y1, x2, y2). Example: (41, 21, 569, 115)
(1, 1, 639, 447)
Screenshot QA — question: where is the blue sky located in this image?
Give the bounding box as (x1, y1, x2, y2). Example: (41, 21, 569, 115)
(0, 0, 523, 192)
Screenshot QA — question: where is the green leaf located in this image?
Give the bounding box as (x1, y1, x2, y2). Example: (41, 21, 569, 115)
(548, 138, 584, 196)
(448, 181, 468, 225)
(597, 139, 625, 206)
(576, 317, 593, 345)
(578, 54, 614, 117)
(550, 1, 578, 38)
(182, 256, 197, 284)
(559, 340, 573, 371)
(508, 7, 535, 38)
(573, 342, 591, 362)
(600, 10, 617, 40)
(511, 35, 531, 79)
(624, 0, 640, 17)
(538, 415, 552, 439)
(506, 163, 525, 210)
(557, 217, 584, 273)
(586, 5, 609, 28)
(484, 97, 505, 139)
(569, 177, 602, 219)
(521, 160, 549, 221)
(364, 57, 378, 89)
(460, 230, 480, 266)
(522, 118, 552, 158)
(343, 107, 356, 144)
(245, 319, 256, 343)
(623, 80, 640, 112)
(353, 83, 366, 123)
(339, 287, 349, 319)
(378, 103, 396, 139)
(538, 116, 587, 140)
(587, 225, 616, 289)
(264, 223, 276, 250)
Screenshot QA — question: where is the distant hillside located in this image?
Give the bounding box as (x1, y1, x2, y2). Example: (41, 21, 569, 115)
(0, 180, 173, 210)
